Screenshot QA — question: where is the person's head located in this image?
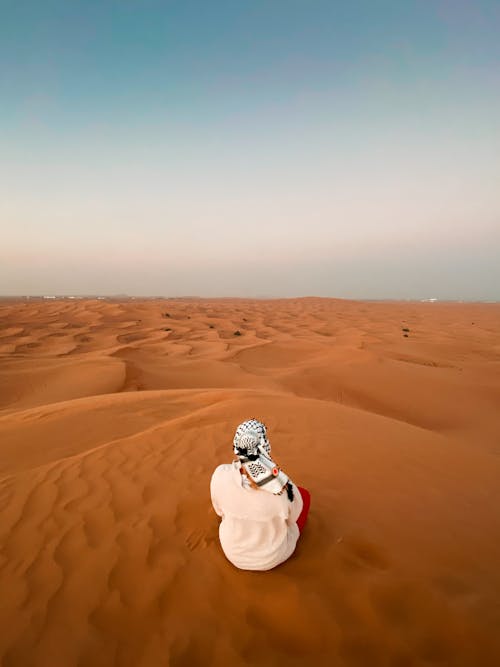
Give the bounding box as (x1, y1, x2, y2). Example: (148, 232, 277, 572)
(233, 418, 271, 461)
(232, 419, 293, 500)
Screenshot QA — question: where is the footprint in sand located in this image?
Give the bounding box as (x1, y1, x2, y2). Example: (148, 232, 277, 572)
(185, 530, 207, 551)
(338, 536, 390, 572)
(185, 529, 218, 551)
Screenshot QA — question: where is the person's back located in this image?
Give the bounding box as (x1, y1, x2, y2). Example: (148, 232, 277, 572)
(210, 419, 311, 571)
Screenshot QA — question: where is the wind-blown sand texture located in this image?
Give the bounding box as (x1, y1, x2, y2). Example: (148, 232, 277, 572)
(1, 297, 499, 667)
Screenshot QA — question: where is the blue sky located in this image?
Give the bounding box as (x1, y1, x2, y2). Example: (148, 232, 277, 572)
(1, 0, 499, 298)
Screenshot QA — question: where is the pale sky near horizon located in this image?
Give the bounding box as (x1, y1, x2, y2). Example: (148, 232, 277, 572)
(1, 0, 499, 299)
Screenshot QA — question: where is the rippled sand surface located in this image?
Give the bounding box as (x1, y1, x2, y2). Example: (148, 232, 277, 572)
(1, 297, 499, 666)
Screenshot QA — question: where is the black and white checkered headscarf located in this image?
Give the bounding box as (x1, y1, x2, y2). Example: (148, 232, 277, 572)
(233, 418, 271, 459)
(233, 419, 294, 500)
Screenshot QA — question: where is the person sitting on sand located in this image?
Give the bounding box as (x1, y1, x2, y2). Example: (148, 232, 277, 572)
(210, 419, 311, 571)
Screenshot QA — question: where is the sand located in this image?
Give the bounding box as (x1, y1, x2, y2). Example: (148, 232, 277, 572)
(0, 297, 499, 666)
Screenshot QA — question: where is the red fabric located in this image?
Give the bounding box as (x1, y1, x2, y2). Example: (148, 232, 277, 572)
(296, 486, 311, 534)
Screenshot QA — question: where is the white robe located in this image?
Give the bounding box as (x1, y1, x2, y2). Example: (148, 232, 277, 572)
(210, 461, 303, 571)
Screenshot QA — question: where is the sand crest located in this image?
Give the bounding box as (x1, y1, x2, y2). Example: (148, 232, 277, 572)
(1, 297, 499, 666)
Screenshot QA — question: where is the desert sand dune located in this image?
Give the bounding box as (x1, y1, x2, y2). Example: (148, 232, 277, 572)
(1, 298, 499, 666)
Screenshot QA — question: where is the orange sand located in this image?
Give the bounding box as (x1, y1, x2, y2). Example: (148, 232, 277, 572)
(1, 297, 499, 666)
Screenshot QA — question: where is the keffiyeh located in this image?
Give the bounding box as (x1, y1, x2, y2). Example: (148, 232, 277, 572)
(233, 419, 291, 497)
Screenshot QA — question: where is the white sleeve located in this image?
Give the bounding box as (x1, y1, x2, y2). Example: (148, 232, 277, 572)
(210, 470, 223, 517)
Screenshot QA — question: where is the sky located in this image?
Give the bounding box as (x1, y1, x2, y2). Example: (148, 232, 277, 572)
(1, 0, 499, 299)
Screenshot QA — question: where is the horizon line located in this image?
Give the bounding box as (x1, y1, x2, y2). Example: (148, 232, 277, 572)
(1, 295, 499, 304)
